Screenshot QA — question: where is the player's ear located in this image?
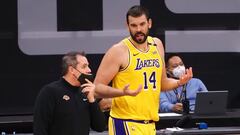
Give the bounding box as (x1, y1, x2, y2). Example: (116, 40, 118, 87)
(125, 21, 130, 31)
(148, 18, 152, 29)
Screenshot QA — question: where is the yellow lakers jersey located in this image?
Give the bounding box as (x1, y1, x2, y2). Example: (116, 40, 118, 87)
(111, 36, 163, 121)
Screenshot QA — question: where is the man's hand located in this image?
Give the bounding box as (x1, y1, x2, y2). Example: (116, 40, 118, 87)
(99, 98, 112, 111)
(178, 67, 193, 86)
(81, 79, 96, 103)
(123, 84, 142, 96)
(172, 103, 183, 112)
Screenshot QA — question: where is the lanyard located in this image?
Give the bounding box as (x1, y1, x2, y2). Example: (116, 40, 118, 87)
(173, 83, 187, 103)
(173, 89, 182, 103)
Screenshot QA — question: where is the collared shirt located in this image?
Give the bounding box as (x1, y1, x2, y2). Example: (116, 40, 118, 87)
(160, 78, 208, 112)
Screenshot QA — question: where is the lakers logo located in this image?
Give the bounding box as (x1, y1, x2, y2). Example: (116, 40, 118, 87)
(135, 58, 160, 70)
(63, 95, 70, 101)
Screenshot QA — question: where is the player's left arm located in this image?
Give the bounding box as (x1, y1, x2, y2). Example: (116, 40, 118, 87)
(153, 38, 193, 91)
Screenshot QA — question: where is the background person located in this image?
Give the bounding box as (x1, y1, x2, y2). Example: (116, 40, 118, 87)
(160, 55, 207, 113)
(34, 51, 106, 135)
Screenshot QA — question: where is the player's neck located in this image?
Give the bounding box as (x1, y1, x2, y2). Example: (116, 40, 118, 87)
(130, 38, 148, 52)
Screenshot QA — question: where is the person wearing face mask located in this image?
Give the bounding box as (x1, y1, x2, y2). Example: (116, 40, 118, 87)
(160, 55, 208, 113)
(34, 51, 106, 135)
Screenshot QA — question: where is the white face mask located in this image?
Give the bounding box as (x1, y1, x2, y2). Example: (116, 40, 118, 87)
(172, 66, 186, 78)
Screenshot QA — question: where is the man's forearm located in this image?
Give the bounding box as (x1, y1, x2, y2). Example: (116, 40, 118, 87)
(95, 83, 125, 98)
(161, 78, 179, 91)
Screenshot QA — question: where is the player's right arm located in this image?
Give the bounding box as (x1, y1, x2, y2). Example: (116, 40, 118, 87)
(94, 42, 141, 98)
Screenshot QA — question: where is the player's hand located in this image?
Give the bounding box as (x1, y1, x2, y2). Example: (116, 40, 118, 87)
(123, 84, 142, 96)
(81, 79, 95, 103)
(178, 67, 193, 86)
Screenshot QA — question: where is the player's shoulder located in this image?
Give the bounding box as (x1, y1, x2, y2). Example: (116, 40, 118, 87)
(149, 36, 164, 55)
(151, 37, 163, 46)
(107, 40, 128, 54)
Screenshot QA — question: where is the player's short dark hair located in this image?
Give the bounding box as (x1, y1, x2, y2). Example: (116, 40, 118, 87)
(126, 5, 150, 24)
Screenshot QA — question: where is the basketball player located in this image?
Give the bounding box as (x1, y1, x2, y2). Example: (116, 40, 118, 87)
(94, 5, 193, 135)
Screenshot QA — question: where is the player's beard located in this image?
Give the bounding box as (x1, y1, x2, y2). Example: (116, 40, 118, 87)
(130, 30, 149, 44)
